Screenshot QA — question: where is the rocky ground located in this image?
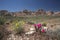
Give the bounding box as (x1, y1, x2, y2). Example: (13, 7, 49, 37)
(7, 31, 58, 40)
(6, 23, 60, 40)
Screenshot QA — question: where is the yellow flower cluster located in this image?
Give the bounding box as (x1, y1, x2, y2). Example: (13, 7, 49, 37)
(19, 21, 25, 25)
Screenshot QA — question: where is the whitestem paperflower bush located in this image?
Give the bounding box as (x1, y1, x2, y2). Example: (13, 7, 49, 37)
(46, 26, 60, 40)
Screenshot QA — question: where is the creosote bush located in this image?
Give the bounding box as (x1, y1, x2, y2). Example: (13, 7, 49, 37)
(0, 17, 6, 25)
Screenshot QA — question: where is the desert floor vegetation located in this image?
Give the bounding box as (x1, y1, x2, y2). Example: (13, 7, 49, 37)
(0, 15, 60, 40)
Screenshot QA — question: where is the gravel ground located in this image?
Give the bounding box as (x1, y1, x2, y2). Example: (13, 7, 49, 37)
(7, 31, 59, 40)
(6, 24, 60, 40)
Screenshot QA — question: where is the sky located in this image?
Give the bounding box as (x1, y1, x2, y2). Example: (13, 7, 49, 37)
(0, 0, 60, 12)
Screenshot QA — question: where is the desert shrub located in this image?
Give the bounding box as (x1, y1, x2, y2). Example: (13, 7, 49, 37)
(46, 27, 60, 40)
(0, 17, 6, 25)
(0, 31, 4, 40)
(27, 21, 34, 25)
(56, 29, 60, 40)
(0, 25, 10, 40)
(15, 26, 24, 34)
(11, 20, 25, 34)
(42, 22, 47, 26)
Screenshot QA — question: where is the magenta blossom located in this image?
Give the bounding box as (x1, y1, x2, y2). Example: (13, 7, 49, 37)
(37, 23, 42, 28)
(33, 23, 42, 29)
(41, 29, 45, 33)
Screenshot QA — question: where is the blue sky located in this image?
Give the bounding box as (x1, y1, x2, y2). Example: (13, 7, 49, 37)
(0, 0, 60, 12)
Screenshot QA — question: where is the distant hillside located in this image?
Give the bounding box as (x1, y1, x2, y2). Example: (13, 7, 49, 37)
(0, 9, 60, 17)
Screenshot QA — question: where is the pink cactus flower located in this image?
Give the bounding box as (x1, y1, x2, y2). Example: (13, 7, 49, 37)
(33, 23, 42, 28)
(33, 23, 42, 32)
(37, 24, 42, 28)
(41, 29, 45, 33)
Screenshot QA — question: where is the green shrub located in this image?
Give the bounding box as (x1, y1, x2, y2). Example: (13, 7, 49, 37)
(42, 22, 47, 26)
(0, 17, 6, 25)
